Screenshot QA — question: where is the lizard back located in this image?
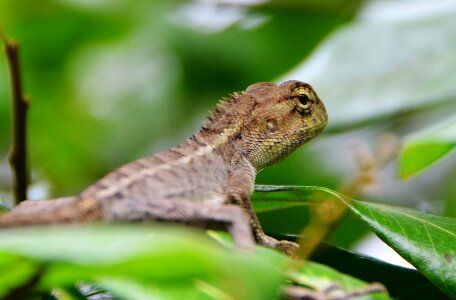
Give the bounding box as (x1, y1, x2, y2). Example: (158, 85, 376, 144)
(81, 135, 230, 205)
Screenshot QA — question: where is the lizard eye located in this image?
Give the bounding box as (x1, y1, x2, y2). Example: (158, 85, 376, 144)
(293, 93, 314, 113)
(298, 94, 310, 105)
(296, 94, 313, 108)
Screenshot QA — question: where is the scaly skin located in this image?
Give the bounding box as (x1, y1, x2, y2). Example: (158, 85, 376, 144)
(0, 80, 328, 256)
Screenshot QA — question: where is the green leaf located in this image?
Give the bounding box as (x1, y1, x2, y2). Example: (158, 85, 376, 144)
(252, 186, 314, 213)
(399, 117, 456, 179)
(254, 201, 308, 213)
(0, 254, 40, 298)
(290, 260, 390, 300)
(253, 185, 456, 298)
(0, 225, 285, 300)
(313, 243, 450, 299)
(97, 279, 170, 300)
(349, 201, 456, 299)
(253, 185, 318, 236)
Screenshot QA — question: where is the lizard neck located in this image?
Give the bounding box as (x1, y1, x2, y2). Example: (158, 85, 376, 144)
(194, 91, 256, 166)
(199, 91, 255, 141)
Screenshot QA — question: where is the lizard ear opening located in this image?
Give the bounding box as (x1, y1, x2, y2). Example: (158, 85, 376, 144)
(266, 119, 278, 132)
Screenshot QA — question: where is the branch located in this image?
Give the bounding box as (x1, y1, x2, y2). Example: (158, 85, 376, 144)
(298, 134, 400, 259)
(1, 29, 29, 204)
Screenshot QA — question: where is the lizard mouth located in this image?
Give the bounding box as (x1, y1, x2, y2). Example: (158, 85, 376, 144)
(303, 101, 328, 136)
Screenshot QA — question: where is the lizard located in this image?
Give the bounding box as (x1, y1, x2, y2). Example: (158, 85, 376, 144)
(0, 80, 328, 256)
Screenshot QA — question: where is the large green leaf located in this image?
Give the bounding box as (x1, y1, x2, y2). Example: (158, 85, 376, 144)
(253, 185, 456, 298)
(399, 116, 456, 179)
(0, 225, 285, 300)
(349, 201, 456, 299)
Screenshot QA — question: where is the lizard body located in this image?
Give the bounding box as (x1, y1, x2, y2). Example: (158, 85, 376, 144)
(0, 80, 328, 255)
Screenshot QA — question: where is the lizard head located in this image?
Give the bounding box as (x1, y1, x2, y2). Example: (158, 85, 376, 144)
(241, 80, 328, 170)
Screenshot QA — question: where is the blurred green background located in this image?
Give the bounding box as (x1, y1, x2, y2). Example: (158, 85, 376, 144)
(1, 0, 455, 264)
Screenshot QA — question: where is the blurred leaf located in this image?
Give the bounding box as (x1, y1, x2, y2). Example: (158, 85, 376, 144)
(0, 254, 40, 298)
(285, 2, 456, 129)
(253, 185, 456, 298)
(399, 116, 456, 179)
(444, 169, 456, 218)
(173, 0, 363, 97)
(290, 260, 390, 300)
(0, 225, 285, 300)
(0, 202, 9, 213)
(327, 213, 370, 249)
(56, 285, 91, 300)
(97, 279, 169, 300)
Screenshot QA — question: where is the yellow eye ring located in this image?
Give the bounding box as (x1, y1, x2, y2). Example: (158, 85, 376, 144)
(295, 94, 314, 110)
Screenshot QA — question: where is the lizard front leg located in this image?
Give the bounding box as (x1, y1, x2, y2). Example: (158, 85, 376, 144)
(229, 193, 300, 257)
(227, 163, 300, 257)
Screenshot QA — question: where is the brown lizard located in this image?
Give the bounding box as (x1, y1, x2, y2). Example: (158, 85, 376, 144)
(0, 80, 328, 256)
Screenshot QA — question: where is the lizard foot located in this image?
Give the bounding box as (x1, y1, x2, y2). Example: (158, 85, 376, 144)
(258, 235, 300, 258)
(276, 240, 300, 258)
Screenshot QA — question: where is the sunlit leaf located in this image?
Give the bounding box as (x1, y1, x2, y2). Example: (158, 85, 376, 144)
(399, 116, 456, 179)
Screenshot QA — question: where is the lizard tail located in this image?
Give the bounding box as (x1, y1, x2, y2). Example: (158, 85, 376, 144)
(0, 197, 103, 228)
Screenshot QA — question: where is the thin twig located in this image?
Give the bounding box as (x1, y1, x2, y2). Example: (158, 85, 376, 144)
(1, 29, 29, 204)
(297, 135, 400, 259)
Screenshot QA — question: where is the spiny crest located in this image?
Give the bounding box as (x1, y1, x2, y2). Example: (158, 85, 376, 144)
(213, 92, 241, 116)
(203, 91, 247, 132)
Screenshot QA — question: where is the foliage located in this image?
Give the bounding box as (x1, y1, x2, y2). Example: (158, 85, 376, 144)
(400, 116, 456, 179)
(1, 0, 456, 299)
(0, 225, 391, 300)
(254, 185, 456, 298)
